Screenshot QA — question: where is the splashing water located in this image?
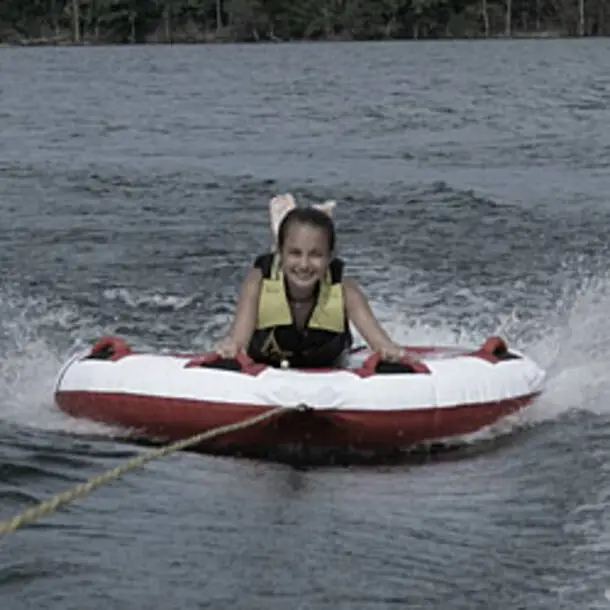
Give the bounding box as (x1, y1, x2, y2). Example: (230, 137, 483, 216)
(529, 271, 610, 419)
(0, 288, 123, 436)
(102, 287, 197, 311)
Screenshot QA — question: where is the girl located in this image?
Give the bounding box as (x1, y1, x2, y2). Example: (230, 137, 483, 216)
(214, 196, 405, 367)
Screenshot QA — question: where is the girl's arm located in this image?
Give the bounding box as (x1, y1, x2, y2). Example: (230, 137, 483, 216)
(215, 268, 262, 356)
(343, 278, 404, 359)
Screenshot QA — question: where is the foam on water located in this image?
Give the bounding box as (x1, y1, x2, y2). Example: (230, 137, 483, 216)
(102, 287, 197, 311)
(536, 274, 610, 414)
(0, 288, 125, 437)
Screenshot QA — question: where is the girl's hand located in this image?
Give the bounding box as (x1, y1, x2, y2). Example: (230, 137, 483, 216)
(378, 344, 406, 363)
(213, 337, 241, 359)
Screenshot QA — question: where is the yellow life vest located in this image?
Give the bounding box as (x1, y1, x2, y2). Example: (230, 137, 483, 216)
(255, 254, 345, 333)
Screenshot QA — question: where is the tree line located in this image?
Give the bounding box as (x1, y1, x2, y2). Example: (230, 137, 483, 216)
(1, 0, 608, 45)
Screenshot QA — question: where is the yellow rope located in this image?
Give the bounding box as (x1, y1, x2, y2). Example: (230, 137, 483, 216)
(0, 406, 288, 537)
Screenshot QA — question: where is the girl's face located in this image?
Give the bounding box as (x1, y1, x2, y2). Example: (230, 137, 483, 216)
(280, 222, 332, 295)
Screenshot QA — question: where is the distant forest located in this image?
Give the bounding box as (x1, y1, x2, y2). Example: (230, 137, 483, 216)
(1, 0, 607, 45)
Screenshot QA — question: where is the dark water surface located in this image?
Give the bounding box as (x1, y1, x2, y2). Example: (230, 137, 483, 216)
(2, 40, 610, 609)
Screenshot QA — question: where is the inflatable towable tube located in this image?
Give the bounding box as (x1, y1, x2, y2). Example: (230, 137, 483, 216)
(54, 335, 546, 459)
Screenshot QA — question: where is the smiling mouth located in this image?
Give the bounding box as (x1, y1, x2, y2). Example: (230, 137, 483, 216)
(293, 272, 314, 280)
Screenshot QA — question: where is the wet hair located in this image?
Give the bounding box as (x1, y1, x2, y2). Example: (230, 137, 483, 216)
(277, 207, 336, 253)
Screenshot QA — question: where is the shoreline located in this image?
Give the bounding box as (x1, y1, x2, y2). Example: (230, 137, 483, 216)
(1, 31, 604, 47)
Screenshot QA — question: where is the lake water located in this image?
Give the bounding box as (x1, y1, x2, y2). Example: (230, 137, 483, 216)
(1, 39, 610, 609)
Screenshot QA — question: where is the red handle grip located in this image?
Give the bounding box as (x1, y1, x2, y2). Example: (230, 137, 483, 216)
(357, 350, 430, 377)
